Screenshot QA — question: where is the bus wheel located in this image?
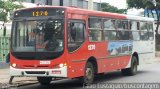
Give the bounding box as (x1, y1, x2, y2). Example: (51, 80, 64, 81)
(121, 56, 138, 76)
(37, 77, 52, 85)
(83, 62, 94, 86)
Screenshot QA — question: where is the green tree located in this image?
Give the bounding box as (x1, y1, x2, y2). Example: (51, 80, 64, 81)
(127, 0, 160, 50)
(127, 0, 160, 33)
(0, 0, 23, 22)
(0, 0, 23, 36)
(127, 0, 145, 9)
(101, 3, 126, 14)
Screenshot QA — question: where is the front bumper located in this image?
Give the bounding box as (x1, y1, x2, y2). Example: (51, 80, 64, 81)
(10, 66, 67, 77)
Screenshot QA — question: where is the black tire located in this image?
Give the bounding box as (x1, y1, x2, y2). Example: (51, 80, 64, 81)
(95, 72, 105, 77)
(121, 56, 138, 76)
(37, 77, 52, 85)
(81, 62, 94, 86)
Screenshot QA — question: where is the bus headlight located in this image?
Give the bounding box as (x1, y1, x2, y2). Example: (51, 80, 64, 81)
(12, 63, 17, 68)
(59, 63, 67, 68)
(59, 63, 64, 68)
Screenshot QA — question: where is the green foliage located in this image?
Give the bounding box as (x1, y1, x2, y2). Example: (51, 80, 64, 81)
(127, 0, 160, 27)
(127, 0, 160, 50)
(0, 12, 6, 21)
(0, 0, 23, 22)
(101, 3, 127, 14)
(127, 0, 145, 9)
(127, 0, 160, 9)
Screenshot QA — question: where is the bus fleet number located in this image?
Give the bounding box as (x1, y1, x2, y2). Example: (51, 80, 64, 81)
(88, 44, 96, 50)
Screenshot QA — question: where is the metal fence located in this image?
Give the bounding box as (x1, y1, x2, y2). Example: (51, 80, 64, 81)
(0, 37, 10, 62)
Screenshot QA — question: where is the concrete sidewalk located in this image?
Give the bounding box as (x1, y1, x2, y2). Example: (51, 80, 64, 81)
(0, 62, 9, 69)
(156, 51, 160, 57)
(0, 67, 38, 88)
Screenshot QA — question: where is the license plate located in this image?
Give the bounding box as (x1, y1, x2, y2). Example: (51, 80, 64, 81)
(52, 70, 61, 74)
(40, 61, 51, 64)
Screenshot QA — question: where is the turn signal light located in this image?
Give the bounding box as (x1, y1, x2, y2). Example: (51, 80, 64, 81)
(53, 63, 67, 68)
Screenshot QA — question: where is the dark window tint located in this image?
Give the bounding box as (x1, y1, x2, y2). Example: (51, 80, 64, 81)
(89, 30, 103, 41)
(104, 30, 116, 40)
(117, 20, 128, 30)
(88, 17, 101, 28)
(88, 17, 103, 42)
(103, 19, 116, 30)
(148, 22, 154, 40)
(140, 22, 149, 40)
(117, 31, 129, 40)
(68, 21, 85, 52)
(11, 20, 64, 60)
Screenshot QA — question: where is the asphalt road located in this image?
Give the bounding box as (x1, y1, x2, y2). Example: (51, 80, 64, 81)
(18, 61, 160, 89)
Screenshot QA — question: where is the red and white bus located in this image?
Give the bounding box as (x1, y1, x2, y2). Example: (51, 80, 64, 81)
(10, 6, 155, 85)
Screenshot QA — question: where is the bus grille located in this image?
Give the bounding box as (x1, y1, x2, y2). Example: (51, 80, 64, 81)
(25, 71, 46, 74)
(23, 65, 49, 69)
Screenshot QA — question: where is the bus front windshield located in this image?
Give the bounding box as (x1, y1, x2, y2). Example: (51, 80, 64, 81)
(11, 20, 64, 59)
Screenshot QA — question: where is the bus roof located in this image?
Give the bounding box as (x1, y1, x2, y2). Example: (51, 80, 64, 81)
(126, 15, 154, 22)
(16, 6, 154, 22)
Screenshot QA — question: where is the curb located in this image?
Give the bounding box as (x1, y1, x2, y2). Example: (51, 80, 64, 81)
(0, 80, 38, 89)
(156, 52, 160, 57)
(14, 80, 38, 87)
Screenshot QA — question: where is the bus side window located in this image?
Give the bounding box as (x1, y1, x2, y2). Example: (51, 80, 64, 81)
(88, 17, 103, 42)
(68, 21, 85, 52)
(103, 19, 116, 41)
(140, 22, 149, 40)
(70, 23, 76, 41)
(116, 20, 129, 40)
(104, 30, 117, 41)
(89, 17, 101, 28)
(131, 21, 140, 40)
(137, 22, 140, 30)
(148, 22, 154, 40)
